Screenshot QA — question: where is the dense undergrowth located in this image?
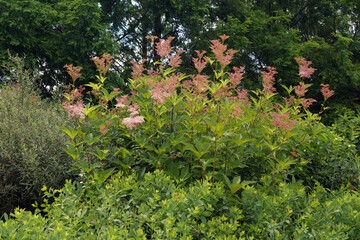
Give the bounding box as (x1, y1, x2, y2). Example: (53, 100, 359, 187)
(1, 36, 360, 239)
(2, 171, 360, 239)
(0, 55, 76, 215)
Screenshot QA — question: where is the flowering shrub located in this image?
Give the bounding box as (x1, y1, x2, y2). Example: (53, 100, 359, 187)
(60, 35, 356, 191)
(1, 36, 360, 239)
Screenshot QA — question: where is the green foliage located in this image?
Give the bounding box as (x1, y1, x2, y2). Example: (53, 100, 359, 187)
(294, 121, 359, 190)
(2, 170, 360, 239)
(241, 178, 360, 239)
(0, 170, 245, 239)
(0, 0, 116, 91)
(60, 37, 358, 193)
(332, 110, 360, 150)
(0, 55, 75, 215)
(215, 1, 360, 121)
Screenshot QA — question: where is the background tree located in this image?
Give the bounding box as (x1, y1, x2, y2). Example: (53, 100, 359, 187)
(0, 0, 115, 94)
(214, 0, 360, 121)
(1, 0, 360, 121)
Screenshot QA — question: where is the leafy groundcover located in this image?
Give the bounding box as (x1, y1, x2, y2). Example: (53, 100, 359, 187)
(1, 171, 360, 239)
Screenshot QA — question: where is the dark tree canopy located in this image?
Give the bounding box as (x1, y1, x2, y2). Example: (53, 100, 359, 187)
(1, 0, 360, 119)
(0, 0, 115, 92)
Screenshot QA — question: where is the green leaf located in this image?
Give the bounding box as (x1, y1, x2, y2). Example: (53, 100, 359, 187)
(92, 168, 115, 183)
(115, 147, 132, 159)
(84, 105, 100, 118)
(60, 126, 78, 141)
(62, 145, 79, 160)
(85, 82, 102, 91)
(90, 147, 109, 160)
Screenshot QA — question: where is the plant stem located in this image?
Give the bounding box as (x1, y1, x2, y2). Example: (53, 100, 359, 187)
(213, 136, 217, 183)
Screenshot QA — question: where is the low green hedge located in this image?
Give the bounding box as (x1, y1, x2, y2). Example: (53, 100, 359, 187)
(0, 170, 244, 239)
(241, 177, 360, 239)
(1, 170, 360, 239)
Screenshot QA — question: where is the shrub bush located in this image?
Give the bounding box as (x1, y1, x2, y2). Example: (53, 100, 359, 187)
(290, 121, 359, 190)
(0, 56, 75, 215)
(0, 170, 245, 239)
(60, 36, 358, 192)
(241, 177, 360, 239)
(1, 170, 360, 239)
(1, 37, 360, 239)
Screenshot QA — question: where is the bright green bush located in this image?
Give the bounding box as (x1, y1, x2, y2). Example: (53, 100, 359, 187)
(291, 121, 359, 190)
(332, 110, 360, 150)
(241, 177, 360, 239)
(0, 56, 75, 215)
(2, 170, 360, 239)
(0, 170, 245, 239)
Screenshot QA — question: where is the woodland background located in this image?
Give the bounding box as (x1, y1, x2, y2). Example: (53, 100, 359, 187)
(1, 0, 360, 122)
(2, 1, 360, 238)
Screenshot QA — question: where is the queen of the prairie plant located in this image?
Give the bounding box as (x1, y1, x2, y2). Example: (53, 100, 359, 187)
(121, 116, 145, 129)
(301, 98, 317, 109)
(131, 59, 146, 80)
(294, 82, 310, 97)
(192, 50, 208, 73)
(64, 64, 82, 82)
(91, 53, 114, 75)
(261, 66, 277, 95)
(210, 39, 237, 70)
(169, 49, 185, 68)
(271, 112, 297, 132)
(320, 83, 335, 100)
(60, 35, 346, 191)
(155, 37, 175, 58)
(295, 57, 316, 78)
(62, 100, 85, 119)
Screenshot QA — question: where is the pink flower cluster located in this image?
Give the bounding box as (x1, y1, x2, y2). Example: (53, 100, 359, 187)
(283, 96, 295, 106)
(62, 85, 85, 119)
(169, 50, 185, 68)
(131, 59, 146, 80)
(149, 73, 182, 104)
(301, 98, 317, 109)
(228, 66, 245, 88)
(115, 95, 145, 129)
(271, 112, 297, 131)
(295, 57, 316, 78)
(115, 95, 130, 108)
(291, 148, 300, 157)
(213, 67, 245, 100)
(192, 50, 208, 73)
(182, 74, 209, 97)
(262, 67, 277, 95)
(64, 64, 82, 82)
(231, 89, 251, 117)
(210, 35, 238, 69)
(65, 85, 85, 102)
(91, 53, 114, 75)
(121, 116, 145, 129)
(155, 37, 175, 58)
(294, 82, 310, 97)
(320, 84, 335, 100)
(99, 120, 112, 135)
(63, 100, 85, 119)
